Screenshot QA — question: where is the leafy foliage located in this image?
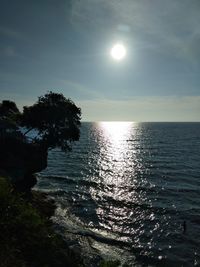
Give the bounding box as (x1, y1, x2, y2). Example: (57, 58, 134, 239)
(0, 93, 83, 265)
(0, 100, 21, 131)
(21, 91, 81, 151)
(100, 260, 121, 267)
(0, 177, 83, 267)
(0, 100, 20, 119)
(0, 92, 81, 151)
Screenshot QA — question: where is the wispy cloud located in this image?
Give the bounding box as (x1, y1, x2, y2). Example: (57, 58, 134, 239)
(69, 0, 200, 63)
(0, 26, 23, 39)
(0, 46, 17, 57)
(0, 26, 25, 58)
(60, 79, 103, 99)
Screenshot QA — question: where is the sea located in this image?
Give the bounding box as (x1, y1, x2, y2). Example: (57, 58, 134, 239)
(35, 122, 200, 267)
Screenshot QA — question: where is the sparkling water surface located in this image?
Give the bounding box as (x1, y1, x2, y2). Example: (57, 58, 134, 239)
(36, 122, 200, 266)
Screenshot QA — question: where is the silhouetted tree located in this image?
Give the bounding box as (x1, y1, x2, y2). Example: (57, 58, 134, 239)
(0, 92, 81, 192)
(0, 100, 20, 118)
(21, 91, 81, 151)
(0, 100, 21, 134)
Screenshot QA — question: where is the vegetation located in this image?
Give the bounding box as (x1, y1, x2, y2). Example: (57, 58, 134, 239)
(100, 260, 121, 267)
(0, 91, 81, 151)
(0, 100, 21, 134)
(0, 93, 83, 265)
(0, 92, 81, 192)
(21, 91, 81, 151)
(0, 94, 126, 266)
(0, 100, 20, 119)
(0, 176, 83, 267)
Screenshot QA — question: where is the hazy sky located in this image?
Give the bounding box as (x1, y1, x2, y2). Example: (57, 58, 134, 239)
(0, 0, 200, 121)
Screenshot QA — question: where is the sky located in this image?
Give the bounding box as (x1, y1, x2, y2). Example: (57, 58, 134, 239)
(0, 0, 200, 121)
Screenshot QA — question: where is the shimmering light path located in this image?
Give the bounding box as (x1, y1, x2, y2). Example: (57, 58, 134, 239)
(36, 122, 200, 266)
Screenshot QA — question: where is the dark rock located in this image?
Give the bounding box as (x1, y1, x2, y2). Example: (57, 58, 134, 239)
(0, 135, 48, 193)
(14, 173, 37, 193)
(31, 190, 56, 219)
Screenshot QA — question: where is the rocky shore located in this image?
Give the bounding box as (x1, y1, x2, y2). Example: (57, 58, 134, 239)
(0, 96, 124, 267)
(0, 176, 84, 267)
(0, 175, 123, 267)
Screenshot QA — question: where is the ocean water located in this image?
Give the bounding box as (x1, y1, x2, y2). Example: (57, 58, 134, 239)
(35, 122, 200, 266)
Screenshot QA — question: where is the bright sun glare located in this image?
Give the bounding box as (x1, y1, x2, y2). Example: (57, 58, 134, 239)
(110, 43, 126, 61)
(100, 121, 133, 143)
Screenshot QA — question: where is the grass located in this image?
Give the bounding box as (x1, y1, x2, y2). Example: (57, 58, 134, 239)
(100, 260, 121, 267)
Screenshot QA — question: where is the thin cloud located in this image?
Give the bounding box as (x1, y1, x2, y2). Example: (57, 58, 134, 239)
(69, 0, 200, 63)
(1, 46, 16, 57)
(61, 79, 103, 99)
(0, 26, 23, 39)
(78, 96, 200, 121)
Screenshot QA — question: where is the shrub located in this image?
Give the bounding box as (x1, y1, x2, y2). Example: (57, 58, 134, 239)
(0, 177, 82, 267)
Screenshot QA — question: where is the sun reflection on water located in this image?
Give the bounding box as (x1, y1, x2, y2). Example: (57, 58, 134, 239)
(88, 121, 155, 250)
(91, 122, 140, 221)
(99, 121, 134, 144)
(99, 121, 134, 168)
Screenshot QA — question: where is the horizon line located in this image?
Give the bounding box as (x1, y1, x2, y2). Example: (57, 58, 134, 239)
(81, 121, 200, 123)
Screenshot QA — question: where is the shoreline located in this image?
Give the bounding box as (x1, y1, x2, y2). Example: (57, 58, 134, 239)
(32, 189, 125, 267)
(0, 175, 123, 267)
(0, 176, 83, 267)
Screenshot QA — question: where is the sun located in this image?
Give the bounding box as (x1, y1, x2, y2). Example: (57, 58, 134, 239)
(110, 43, 126, 61)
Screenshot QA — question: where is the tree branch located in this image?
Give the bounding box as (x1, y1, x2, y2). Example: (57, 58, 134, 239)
(23, 127, 34, 136)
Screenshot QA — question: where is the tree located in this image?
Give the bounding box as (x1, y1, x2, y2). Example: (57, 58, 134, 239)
(21, 91, 81, 151)
(0, 92, 81, 192)
(0, 100, 20, 118)
(0, 100, 21, 135)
